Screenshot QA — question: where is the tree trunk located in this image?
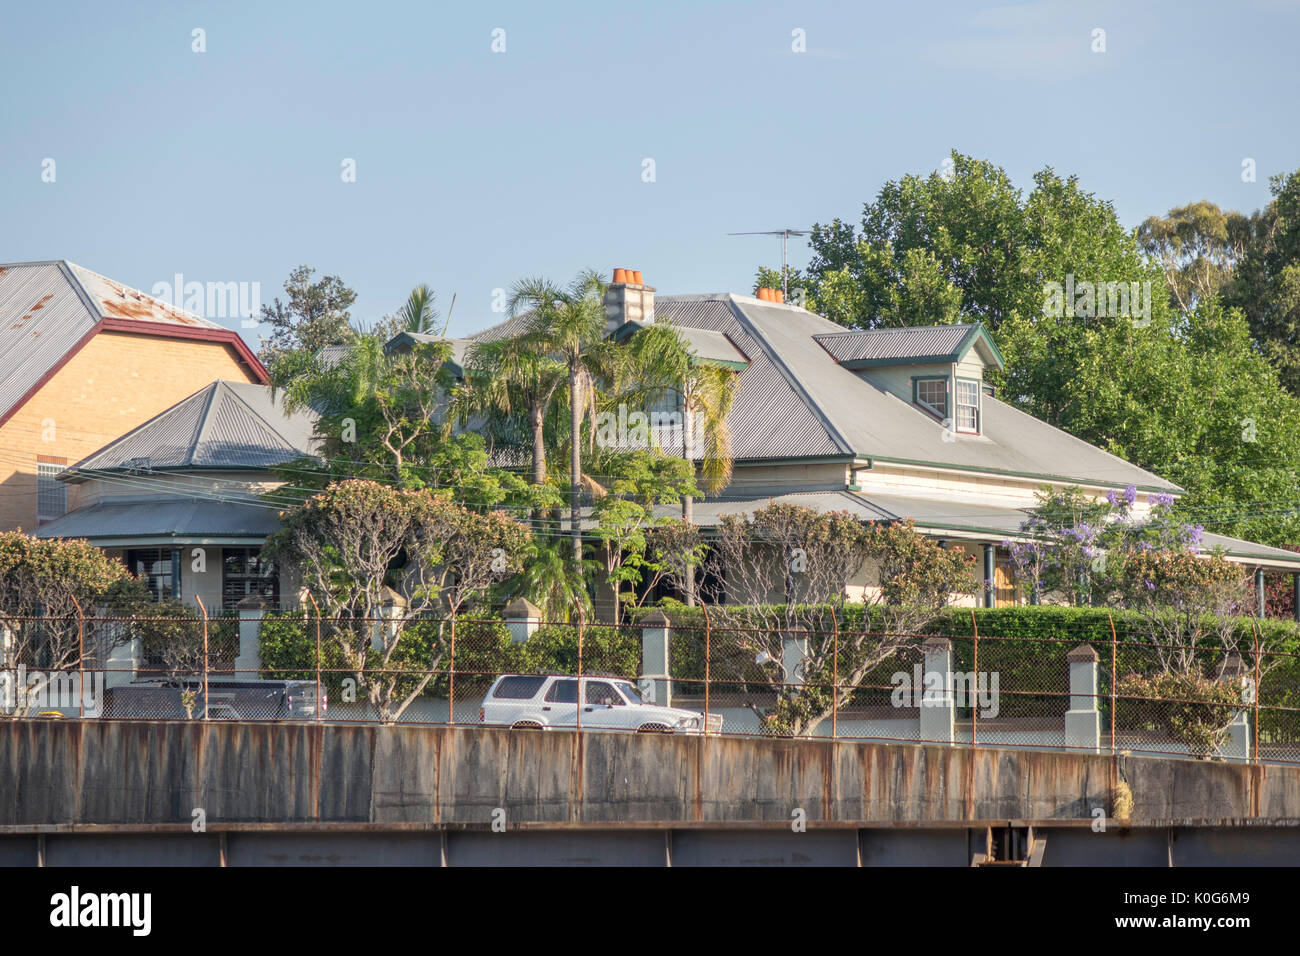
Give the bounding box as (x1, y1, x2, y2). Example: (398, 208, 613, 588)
(681, 400, 696, 606)
(569, 364, 583, 572)
(530, 403, 547, 530)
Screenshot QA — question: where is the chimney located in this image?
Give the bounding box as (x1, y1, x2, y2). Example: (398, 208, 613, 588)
(604, 267, 655, 335)
(756, 287, 784, 304)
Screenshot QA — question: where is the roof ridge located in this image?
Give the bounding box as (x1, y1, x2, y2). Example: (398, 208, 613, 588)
(724, 295, 854, 456)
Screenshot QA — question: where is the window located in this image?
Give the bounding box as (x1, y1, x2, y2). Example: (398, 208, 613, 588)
(222, 547, 279, 611)
(914, 377, 947, 418)
(493, 675, 548, 700)
(956, 379, 981, 432)
(586, 681, 623, 706)
(37, 459, 67, 523)
(544, 679, 579, 703)
(126, 549, 179, 601)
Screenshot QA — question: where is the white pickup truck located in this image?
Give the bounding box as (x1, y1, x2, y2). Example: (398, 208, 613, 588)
(479, 674, 723, 735)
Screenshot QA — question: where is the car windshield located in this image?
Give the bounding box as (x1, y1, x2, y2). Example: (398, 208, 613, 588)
(616, 681, 643, 704)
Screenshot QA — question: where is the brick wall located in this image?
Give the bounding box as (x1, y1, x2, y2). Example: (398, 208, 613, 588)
(0, 330, 259, 532)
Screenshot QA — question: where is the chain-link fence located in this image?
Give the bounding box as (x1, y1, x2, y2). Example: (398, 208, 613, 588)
(4, 604, 1299, 766)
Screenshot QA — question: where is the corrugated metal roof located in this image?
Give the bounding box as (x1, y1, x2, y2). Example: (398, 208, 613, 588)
(64, 381, 317, 478)
(32, 496, 281, 542)
(674, 326, 748, 366)
(66, 262, 225, 329)
(0, 260, 249, 424)
(813, 324, 974, 363)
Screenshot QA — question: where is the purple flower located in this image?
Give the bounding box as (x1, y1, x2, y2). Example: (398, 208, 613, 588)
(1123, 485, 1137, 506)
(1153, 492, 1175, 508)
(1144, 580, 1155, 591)
(1106, 489, 1119, 507)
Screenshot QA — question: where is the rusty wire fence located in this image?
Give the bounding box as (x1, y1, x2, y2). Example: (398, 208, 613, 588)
(2, 604, 1299, 766)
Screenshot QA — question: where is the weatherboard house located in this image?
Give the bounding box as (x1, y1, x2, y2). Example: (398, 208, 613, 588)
(446, 270, 1300, 616)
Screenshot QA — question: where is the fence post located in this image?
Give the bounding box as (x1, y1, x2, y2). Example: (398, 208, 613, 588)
(700, 603, 711, 734)
(1108, 614, 1118, 754)
(969, 610, 979, 748)
(640, 609, 671, 708)
(305, 593, 322, 724)
(920, 637, 954, 744)
(73, 596, 84, 720)
(195, 596, 210, 722)
(1252, 622, 1261, 767)
(235, 595, 265, 680)
(448, 616, 456, 727)
(831, 606, 839, 741)
(576, 601, 585, 735)
(1065, 644, 1101, 753)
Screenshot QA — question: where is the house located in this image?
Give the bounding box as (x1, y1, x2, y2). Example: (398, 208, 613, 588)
(32, 380, 316, 611)
(455, 269, 1300, 616)
(0, 261, 267, 533)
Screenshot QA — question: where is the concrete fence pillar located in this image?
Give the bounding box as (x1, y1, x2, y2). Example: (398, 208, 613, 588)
(503, 598, 542, 644)
(1217, 652, 1251, 762)
(920, 637, 954, 744)
(1064, 643, 1101, 753)
(104, 633, 141, 690)
(370, 586, 407, 653)
(640, 610, 671, 706)
(236, 595, 266, 679)
(782, 634, 808, 687)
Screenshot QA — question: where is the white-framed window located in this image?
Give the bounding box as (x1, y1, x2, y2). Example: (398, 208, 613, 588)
(37, 459, 67, 523)
(956, 379, 981, 433)
(914, 377, 948, 418)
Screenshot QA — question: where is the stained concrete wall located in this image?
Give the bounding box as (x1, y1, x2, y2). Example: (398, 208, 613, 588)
(2, 721, 1300, 830)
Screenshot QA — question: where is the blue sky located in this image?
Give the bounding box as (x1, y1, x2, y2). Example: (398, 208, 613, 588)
(3, 0, 1298, 342)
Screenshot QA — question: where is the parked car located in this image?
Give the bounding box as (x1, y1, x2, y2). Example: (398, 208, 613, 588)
(103, 678, 327, 720)
(479, 674, 723, 735)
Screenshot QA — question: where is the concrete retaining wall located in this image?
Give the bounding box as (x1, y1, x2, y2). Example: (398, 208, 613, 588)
(2, 720, 1299, 829)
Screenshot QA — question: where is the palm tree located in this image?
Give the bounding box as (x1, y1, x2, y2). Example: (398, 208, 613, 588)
(459, 335, 567, 502)
(618, 324, 739, 604)
(396, 284, 439, 334)
(508, 272, 623, 569)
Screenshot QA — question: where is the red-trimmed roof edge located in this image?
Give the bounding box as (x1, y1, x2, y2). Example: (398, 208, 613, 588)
(0, 318, 268, 430)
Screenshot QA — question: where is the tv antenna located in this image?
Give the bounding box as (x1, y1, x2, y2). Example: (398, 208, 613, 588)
(727, 228, 811, 296)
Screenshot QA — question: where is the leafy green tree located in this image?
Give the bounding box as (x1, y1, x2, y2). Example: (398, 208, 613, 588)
(1138, 200, 1253, 312)
(1225, 169, 1300, 394)
(590, 450, 698, 623)
(258, 265, 357, 383)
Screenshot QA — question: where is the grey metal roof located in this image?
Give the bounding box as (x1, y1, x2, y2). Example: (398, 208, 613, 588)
(32, 495, 281, 543)
(650, 293, 1181, 491)
(63, 381, 318, 479)
(814, 324, 976, 364)
(383, 332, 471, 374)
(0, 260, 230, 424)
(631, 491, 1300, 568)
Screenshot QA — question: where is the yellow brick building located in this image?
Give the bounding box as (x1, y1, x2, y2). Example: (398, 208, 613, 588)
(0, 260, 266, 532)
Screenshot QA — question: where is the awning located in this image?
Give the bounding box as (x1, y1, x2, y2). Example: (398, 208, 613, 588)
(33, 495, 282, 547)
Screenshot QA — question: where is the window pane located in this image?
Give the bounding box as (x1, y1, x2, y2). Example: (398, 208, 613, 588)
(956, 380, 979, 431)
(916, 379, 947, 416)
(37, 462, 67, 521)
(545, 679, 578, 703)
(586, 681, 621, 705)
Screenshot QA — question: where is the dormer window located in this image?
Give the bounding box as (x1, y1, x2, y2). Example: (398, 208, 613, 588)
(914, 377, 947, 419)
(956, 378, 981, 433)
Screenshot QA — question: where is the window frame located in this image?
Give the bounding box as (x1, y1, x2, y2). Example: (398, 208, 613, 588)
(911, 375, 949, 420)
(221, 546, 279, 611)
(36, 457, 68, 524)
(955, 377, 982, 434)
